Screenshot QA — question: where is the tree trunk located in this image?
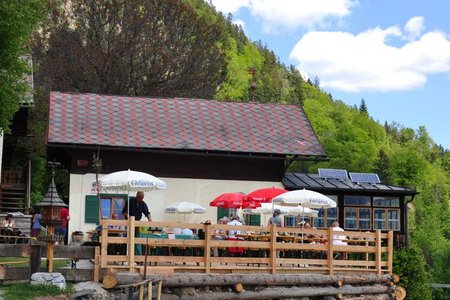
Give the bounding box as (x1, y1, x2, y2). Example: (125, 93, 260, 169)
(160, 285, 393, 300)
(102, 272, 143, 289)
(153, 273, 392, 287)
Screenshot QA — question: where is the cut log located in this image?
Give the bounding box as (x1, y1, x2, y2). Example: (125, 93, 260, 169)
(234, 283, 244, 293)
(102, 272, 143, 289)
(159, 285, 393, 300)
(152, 273, 392, 287)
(394, 286, 406, 300)
(391, 274, 400, 284)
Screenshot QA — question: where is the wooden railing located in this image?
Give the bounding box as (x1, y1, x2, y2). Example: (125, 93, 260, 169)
(100, 218, 393, 275)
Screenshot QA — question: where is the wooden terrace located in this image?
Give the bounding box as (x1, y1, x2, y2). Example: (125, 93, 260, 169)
(100, 217, 393, 276)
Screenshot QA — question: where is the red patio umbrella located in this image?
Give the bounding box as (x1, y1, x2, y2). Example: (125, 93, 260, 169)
(209, 192, 245, 208)
(244, 187, 288, 203)
(210, 193, 262, 209)
(242, 201, 262, 209)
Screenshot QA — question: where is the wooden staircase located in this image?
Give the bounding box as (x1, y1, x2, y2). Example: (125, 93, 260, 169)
(0, 184, 27, 212)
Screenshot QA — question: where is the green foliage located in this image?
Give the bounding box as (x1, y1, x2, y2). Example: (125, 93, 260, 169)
(2, 282, 74, 300)
(0, 0, 45, 132)
(393, 246, 432, 300)
(215, 38, 263, 101)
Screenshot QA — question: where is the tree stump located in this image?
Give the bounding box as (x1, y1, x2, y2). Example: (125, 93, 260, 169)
(102, 272, 143, 289)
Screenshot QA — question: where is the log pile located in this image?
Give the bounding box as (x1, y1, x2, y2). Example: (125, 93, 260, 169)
(145, 273, 403, 300)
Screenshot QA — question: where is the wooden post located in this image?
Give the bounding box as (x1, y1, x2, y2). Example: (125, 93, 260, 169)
(94, 246, 100, 283)
(147, 280, 153, 300)
(129, 217, 136, 272)
(327, 227, 334, 275)
(204, 223, 211, 273)
(375, 230, 382, 274)
(101, 218, 108, 267)
(139, 284, 144, 300)
(29, 244, 41, 278)
(387, 231, 393, 274)
(47, 226, 55, 272)
(269, 223, 277, 275)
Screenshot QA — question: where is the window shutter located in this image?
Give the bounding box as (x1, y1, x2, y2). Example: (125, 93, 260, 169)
(85, 195, 99, 224)
(248, 214, 261, 226)
(217, 207, 228, 221)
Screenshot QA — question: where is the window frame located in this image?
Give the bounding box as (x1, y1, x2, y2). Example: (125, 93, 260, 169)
(85, 194, 127, 224)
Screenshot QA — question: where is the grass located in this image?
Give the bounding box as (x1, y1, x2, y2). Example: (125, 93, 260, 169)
(0, 257, 69, 268)
(1, 282, 74, 300)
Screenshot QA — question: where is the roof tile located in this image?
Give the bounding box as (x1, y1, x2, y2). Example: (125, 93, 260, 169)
(47, 92, 326, 156)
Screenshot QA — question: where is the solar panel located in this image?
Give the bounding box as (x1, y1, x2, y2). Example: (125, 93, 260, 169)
(349, 172, 380, 184)
(318, 168, 348, 180)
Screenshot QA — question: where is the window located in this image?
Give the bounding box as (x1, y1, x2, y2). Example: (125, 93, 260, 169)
(373, 197, 399, 207)
(373, 209, 386, 230)
(344, 207, 371, 230)
(314, 207, 338, 228)
(344, 195, 370, 206)
(374, 208, 400, 231)
(286, 216, 313, 227)
(85, 195, 126, 224)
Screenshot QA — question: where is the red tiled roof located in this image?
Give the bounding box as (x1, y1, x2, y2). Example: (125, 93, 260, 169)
(47, 92, 326, 157)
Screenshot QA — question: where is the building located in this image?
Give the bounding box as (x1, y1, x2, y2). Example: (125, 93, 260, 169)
(46, 91, 326, 234)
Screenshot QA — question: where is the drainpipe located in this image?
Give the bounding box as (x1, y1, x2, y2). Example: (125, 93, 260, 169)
(404, 195, 416, 247)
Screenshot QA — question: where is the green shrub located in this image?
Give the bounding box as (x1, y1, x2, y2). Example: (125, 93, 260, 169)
(393, 246, 432, 300)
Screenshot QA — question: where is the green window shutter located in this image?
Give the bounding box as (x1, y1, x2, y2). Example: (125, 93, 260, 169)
(249, 214, 261, 226)
(217, 207, 228, 221)
(85, 195, 99, 224)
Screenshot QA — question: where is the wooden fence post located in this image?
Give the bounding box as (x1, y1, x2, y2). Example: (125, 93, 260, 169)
(129, 217, 136, 272)
(387, 231, 393, 274)
(94, 246, 100, 283)
(375, 230, 382, 274)
(29, 244, 41, 278)
(204, 223, 211, 273)
(101, 218, 108, 268)
(269, 224, 277, 275)
(327, 227, 334, 275)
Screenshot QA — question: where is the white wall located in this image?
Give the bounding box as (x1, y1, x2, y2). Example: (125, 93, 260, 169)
(68, 173, 283, 235)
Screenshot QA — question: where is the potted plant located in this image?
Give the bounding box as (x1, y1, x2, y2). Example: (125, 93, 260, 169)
(72, 231, 84, 242)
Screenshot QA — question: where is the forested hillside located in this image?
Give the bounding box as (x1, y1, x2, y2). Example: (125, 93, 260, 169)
(5, 0, 449, 298)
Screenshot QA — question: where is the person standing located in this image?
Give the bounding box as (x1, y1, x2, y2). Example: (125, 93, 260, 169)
(55, 207, 70, 244)
(31, 210, 42, 238)
(122, 191, 151, 257)
(122, 191, 151, 221)
(268, 208, 283, 227)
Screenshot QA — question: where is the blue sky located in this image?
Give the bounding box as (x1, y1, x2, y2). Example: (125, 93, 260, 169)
(210, 0, 450, 149)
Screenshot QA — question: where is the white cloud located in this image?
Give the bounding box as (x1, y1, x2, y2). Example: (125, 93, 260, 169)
(404, 16, 424, 41)
(234, 19, 246, 29)
(209, 0, 250, 15)
(289, 18, 450, 92)
(210, 0, 356, 32)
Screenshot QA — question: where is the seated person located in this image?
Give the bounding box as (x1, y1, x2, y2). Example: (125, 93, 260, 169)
(181, 228, 193, 235)
(1, 214, 16, 228)
(332, 221, 347, 245)
(227, 215, 242, 239)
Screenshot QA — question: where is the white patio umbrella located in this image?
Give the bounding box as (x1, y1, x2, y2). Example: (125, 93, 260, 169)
(272, 189, 337, 209)
(164, 201, 206, 222)
(96, 169, 166, 215)
(286, 206, 319, 218)
(243, 203, 289, 225)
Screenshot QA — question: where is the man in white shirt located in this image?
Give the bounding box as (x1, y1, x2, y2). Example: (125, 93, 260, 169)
(332, 221, 347, 245)
(227, 215, 242, 238)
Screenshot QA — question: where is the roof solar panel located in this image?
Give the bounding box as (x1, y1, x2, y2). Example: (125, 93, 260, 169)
(318, 168, 348, 180)
(349, 172, 380, 184)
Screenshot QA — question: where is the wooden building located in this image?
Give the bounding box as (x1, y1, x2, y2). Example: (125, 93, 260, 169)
(46, 91, 326, 234)
(46, 91, 416, 248)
